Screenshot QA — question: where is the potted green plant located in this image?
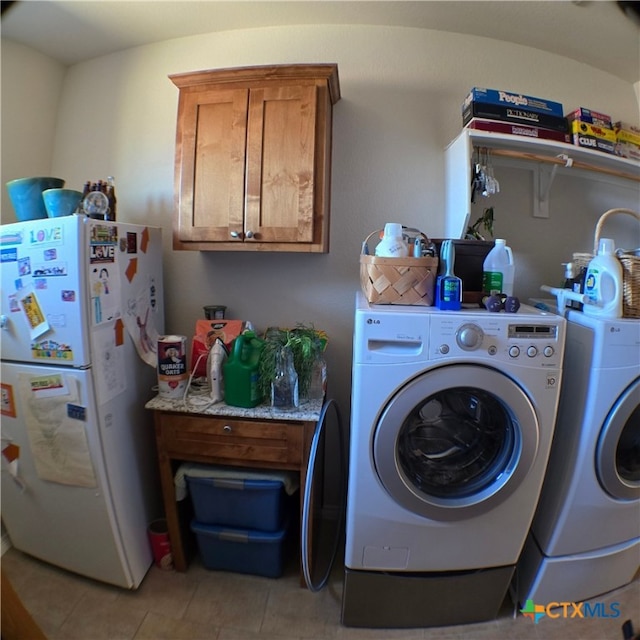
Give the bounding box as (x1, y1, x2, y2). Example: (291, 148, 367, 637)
(259, 324, 328, 401)
(466, 206, 495, 240)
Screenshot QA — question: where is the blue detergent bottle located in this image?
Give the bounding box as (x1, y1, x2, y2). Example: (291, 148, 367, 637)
(436, 240, 462, 310)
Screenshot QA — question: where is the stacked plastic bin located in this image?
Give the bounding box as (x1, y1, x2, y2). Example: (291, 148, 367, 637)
(184, 465, 296, 578)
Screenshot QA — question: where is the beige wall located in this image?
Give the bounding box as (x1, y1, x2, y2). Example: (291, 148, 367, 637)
(2, 24, 639, 421)
(1, 41, 65, 195)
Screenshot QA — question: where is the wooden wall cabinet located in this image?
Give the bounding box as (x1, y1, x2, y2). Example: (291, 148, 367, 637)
(170, 64, 340, 252)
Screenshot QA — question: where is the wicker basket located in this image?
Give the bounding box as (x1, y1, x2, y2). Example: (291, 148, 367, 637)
(359, 230, 438, 305)
(573, 208, 640, 318)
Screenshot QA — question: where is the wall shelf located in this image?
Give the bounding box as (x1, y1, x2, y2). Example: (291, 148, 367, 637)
(445, 129, 640, 237)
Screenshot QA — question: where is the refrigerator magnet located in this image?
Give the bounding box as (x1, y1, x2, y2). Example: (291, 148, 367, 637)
(18, 288, 50, 339)
(1, 383, 16, 417)
(2, 443, 20, 463)
(28, 373, 68, 398)
(67, 404, 86, 421)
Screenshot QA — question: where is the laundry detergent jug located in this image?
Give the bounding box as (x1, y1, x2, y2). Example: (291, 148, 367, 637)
(223, 331, 265, 408)
(482, 238, 515, 296)
(375, 223, 409, 257)
(583, 238, 623, 319)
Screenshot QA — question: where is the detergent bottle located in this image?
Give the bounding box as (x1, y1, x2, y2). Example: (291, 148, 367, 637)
(375, 223, 409, 257)
(223, 331, 265, 407)
(436, 240, 462, 310)
(482, 238, 515, 296)
(583, 238, 623, 319)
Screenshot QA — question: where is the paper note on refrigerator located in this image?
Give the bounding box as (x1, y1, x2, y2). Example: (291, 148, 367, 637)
(90, 264, 121, 325)
(92, 324, 126, 404)
(122, 277, 160, 368)
(18, 373, 97, 487)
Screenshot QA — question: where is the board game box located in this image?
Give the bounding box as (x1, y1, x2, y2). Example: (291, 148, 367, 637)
(463, 101, 568, 132)
(565, 107, 612, 129)
(465, 117, 571, 143)
(463, 88, 564, 117)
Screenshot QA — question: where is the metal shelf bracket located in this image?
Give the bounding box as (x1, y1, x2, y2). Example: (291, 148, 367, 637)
(533, 154, 573, 218)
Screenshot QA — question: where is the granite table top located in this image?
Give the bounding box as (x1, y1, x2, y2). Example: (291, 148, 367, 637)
(145, 393, 324, 423)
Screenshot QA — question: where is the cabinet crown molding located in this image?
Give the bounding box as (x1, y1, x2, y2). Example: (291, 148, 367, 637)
(169, 63, 341, 105)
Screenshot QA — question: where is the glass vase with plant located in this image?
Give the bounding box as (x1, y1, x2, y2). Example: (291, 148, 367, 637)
(259, 324, 328, 401)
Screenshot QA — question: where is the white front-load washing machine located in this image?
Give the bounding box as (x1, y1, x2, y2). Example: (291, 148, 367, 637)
(516, 310, 640, 606)
(342, 293, 566, 628)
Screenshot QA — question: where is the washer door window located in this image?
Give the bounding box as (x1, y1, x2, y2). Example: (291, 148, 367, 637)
(374, 365, 538, 521)
(596, 378, 640, 501)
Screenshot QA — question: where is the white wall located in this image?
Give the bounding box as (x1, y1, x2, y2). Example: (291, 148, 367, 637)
(1, 40, 66, 205)
(2, 25, 639, 422)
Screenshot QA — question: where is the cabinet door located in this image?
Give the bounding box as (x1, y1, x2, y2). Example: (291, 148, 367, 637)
(175, 88, 248, 243)
(245, 85, 317, 244)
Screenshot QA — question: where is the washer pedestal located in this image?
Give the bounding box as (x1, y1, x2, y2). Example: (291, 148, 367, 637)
(517, 533, 640, 605)
(341, 565, 514, 628)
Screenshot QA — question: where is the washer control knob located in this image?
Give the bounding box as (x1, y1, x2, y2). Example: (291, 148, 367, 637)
(456, 323, 484, 351)
(509, 346, 520, 358)
(527, 346, 538, 358)
(439, 344, 450, 354)
(543, 346, 554, 357)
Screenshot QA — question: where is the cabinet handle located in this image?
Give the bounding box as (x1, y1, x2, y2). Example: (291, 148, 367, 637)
(223, 425, 232, 433)
(245, 230, 254, 239)
(230, 231, 242, 239)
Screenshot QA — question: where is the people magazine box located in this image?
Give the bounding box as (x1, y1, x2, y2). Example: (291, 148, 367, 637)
(464, 88, 564, 117)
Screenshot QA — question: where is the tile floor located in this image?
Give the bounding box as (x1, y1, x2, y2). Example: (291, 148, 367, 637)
(2, 543, 638, 640)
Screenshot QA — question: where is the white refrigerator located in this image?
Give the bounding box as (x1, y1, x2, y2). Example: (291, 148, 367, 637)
(0, 215, 165, 588)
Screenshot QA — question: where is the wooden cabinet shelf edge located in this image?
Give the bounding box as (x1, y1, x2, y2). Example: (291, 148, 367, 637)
(170, 64, 341, 253)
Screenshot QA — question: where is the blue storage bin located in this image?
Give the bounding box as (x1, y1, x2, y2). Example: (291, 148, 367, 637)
(186, 474, 287, 532)
(191, 519, 288, 578)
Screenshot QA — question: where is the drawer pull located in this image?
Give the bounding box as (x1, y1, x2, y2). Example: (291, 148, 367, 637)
(223, 425, 232, 433)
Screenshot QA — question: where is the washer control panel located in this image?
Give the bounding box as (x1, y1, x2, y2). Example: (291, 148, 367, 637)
(431, 313, 564, 367)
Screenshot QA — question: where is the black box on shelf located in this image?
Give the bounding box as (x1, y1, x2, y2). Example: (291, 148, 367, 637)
(463, 102, 568, 133)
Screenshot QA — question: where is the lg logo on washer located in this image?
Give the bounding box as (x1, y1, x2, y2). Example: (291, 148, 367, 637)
(366, 318, 380, 324)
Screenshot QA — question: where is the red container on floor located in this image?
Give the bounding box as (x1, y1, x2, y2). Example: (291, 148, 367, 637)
(148, 519, 173, 570)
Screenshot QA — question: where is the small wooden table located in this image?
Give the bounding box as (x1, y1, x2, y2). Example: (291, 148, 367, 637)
(145, 395, 322, 579)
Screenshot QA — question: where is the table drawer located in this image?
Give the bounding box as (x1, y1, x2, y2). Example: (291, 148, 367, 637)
(157, 412, 304, 464)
